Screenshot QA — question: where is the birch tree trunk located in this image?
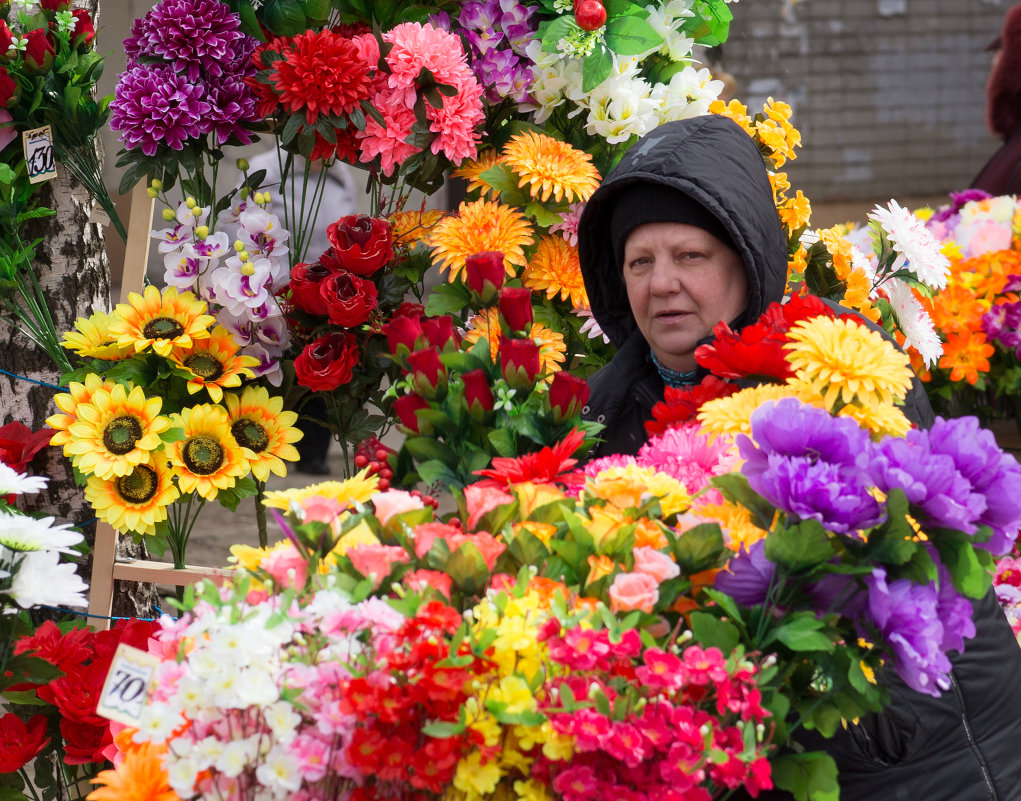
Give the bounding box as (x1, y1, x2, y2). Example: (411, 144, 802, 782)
(0, 0, 158, 619)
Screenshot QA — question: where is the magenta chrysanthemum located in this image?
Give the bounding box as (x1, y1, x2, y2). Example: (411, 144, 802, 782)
(110, 64, 210, 156)
(203, 74, 260, 146)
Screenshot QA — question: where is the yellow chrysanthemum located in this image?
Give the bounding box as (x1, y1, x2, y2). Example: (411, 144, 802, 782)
(778, 189, 812, 230)
(427, 198, 534, 282)
(110, 285, 215, 357)
(170, 325, 257, 403)
(784, 316, 914, 409)
(46, 373, 119, 451)
(697, 383, 821, 439)
(62, 310, 134, 360)
(462, 308, 567, 379)
(262, 469, 379, 511)
(389, 208, 446, 248)
(84, 454, 180, 536)
(223, 386, 302, 482)
(834, 399, 912, 440)
(166, 404, 248, 501)
(451, 149, 503, 198)
(64, 384, 171, 479)
(689, 498, 768, 551)
(500, 130, 600, 204)
(522, 235, 588, 309)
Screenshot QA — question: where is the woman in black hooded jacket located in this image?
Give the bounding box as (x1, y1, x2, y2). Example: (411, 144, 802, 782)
(577, 114, 1021, 801)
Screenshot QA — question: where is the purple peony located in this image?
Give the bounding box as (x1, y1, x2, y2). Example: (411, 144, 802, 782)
(110, 64, 210, 156)
(740, 398, 873, 467)
(714, 540, 775, 607)
(863, 567, 952, 697)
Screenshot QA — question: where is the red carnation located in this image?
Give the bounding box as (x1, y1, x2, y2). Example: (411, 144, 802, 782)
(407, 347, 448, 399)
(323, 215, 394, 277)
(759, 292, 836, 334)
(461, 369, 494, 417)
(646, 376, 739, 437)
(464, 251, 505, 304)
(289, 261, 334, 316)
(383, 314, 424, 358)
(320, 270, 378, 328)
(695, 320, 792, 381)
(60, 717, 111, 765)
(421, 315, 457, 351)
(0, 714, 49, 772)
(294, 332, 360, 391)
(547, 371, 590, 422)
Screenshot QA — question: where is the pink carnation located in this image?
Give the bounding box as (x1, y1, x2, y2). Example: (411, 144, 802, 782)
(300, 494, 343, 524)
(550, 202, 585, 247)
(427, 77, 483, 163)
(637, 424, 738, 493)
(383, 22, 475, 107)
(357, 94, 419, 176)
(403, 568, 453, 599)
(464, 483, 514, 531)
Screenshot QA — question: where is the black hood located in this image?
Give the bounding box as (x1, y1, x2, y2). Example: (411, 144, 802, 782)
(578, 115, 789, 348)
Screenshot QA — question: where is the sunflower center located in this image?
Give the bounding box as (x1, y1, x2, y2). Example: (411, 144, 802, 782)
(117, 465, 158, 504)
(143, 316, 185, 340)
(231, 419, 269, 453)
(103, 416, 143, 455)
(182, 435, 225, 475)
(184, 353, 224, 381)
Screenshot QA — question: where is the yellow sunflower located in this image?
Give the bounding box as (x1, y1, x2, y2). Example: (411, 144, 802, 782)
(84, 454, 180, 536)
(427, 198, 534, 283)
(169, 325, 257, 403)
(500, 131, 601, 204)
(697, 383, 821, 439)
(389, 208, 446, 248)
(223, 386, 302, 482)
(784, 317, 914, 410)
(64, 384, 171, 479)
(451, 149, 503, 198)
(262, 469, 379, 512)
(463, 308, 567, 378)
(522, 235, 588, 309)
(110, 285, 215, 357)
(62, 311, 135, 361)
(166, 404, 248, 501)
(46, 374, 119, 452)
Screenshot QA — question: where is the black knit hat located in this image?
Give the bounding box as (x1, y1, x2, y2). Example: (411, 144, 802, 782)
(609, 182, 735, 270)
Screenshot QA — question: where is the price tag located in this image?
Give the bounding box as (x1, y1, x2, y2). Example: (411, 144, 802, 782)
(22, 125, 56, 184)
(96, 643, 161, 726)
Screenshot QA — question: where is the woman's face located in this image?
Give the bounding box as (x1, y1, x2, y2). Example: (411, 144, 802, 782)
(622, 221, 748, 372)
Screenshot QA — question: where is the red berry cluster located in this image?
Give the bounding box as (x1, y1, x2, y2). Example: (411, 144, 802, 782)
(352, 437, 439, 508)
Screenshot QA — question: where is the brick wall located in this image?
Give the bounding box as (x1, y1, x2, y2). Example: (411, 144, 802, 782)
(720, 0, 1010, 203)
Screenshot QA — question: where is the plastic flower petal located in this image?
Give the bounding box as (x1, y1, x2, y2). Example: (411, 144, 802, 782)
(500, 130, 600, 204)
(427, 199, 534, 282)
(84, 456, 180, 536)
(522, 235, 588, 309)
(109, 285, 215, 357)
(170, 325, 258, 403)
(223, 386, 302, 482)
(0, 510, 83, 553)
(166, 404, 248, 501)
(61, 310, 135, 360)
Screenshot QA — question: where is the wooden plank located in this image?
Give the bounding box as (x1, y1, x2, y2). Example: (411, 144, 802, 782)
(85, 522, 119, 632)
(111, 561, 230, 585)
(119, 181, 153, 303)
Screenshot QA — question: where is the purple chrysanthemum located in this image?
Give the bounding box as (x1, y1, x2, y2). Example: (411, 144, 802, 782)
(202, 74, 259, 146)
(982, 300, 1021, 355)
(714, 541, 774, 607)
(123, 0, 246, 82)
(863, 567, 951, 696)
(111, 64, 210, 156)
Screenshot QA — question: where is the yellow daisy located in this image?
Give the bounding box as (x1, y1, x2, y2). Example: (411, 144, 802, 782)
(223, 386, 302, 482)
(697, 383, 821, 439)
(522, 235, 589, 309)
(784, 316, 914, 410)
(47, 374, 119, 452)
(62, 310, 135, 361)
(427, 198, 534, 283)
(64, 383, 171, 479)
(166, 404, 248, 501)
(500, 131, 601, 204)
(262, 469, 379, 511)
(451, 149, 503, 198)
(85, 454, 180, 536)
(169, 325, 257, 403)
(389, 208, 445, 248)
(110, 285, 215, 357)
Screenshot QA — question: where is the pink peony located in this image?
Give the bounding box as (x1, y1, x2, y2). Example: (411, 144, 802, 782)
(371, 489, 425, 525)
(464, 483, 513, 531)
(346, 544, 410, 587)
(633, 546, 680, 583)
(608, 571, 660, 614)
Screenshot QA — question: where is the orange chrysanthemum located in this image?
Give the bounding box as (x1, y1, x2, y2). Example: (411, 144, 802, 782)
(169, 325, 257, 403)
(522, 235, 588, 309)
(451, 149, 502, 198)
(926, 283, 987, 336)
(500, 131, 601, 204)
(110, 285, 215, 357)
(463, 308, 567, 378)
(87, 741, 180, 801)
(427, 198, 534, 282)
(938, 330, 994, 385)
(390, 209, 445, 248)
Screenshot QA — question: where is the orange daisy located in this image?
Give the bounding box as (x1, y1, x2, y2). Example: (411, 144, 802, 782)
(169, 325, 258, 403)
(778, 190, 812, 230)
(521, 235, 588, 309)
(427, 198, 534, 282)
(938, 330, 994, 386)
(451, 149, 502, 198)
(500, 130, 601, 204)
(709, 98, 754, 135)
(110, 285, 215, 357)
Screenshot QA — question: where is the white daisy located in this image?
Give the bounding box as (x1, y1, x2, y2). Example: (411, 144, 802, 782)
(885, 278, 943, 368)
(868, 199, 950, 290)
(0, 462, 47, 496)
(5, 548, 88, 609)
(0, 510, 83, 553)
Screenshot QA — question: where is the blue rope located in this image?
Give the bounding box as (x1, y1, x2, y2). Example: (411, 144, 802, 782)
(36, 603, 176, 623)
(0, 366, 62, 391)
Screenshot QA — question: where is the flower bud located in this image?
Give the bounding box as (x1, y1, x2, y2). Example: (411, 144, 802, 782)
(150, 178, 163, 190)
(393, 393, 431, 435)
(498, 287, 533, 333)
(464, 251, 505, 305)
(461, 369, 494, 419)
(185, 197, 197, 209)
(194, 225, 209, 239)
(236, 157, 249, 171)
(407, 348, 448, 400)
(162, 208, 176, 221)
(421, 315, 457, 352)
(499, 336, 541, 391)
(382, 314, 424, 363)
(547, 371, 590, 422)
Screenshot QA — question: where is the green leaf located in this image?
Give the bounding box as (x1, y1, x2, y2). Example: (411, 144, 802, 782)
(280, 112, 305, 146)
(771, 752, 840, 801)
(668, 522, 725, 575)
(234, 1, 265, 40)
(525, 202, 563, 228)
(712, 473, 776, 529)
(604, 15, 664, 55)
(416, 458, 464, 489)
(425, 281, 472, 316)
(488, 427, 516, 458)
(478, 163, 520, 195)
(806, 702, 842, 738)
(767, 613, 835, 653)
(932, 532, 992, 599)
(604, 0, 646, 16)
(262, 0, 307, 34)
(764, 519, 835, 572)
(539, 16, 577, 53)
(582, 44, 613, 93)
(689, 610, 740, 652)
(421, 720, 465, 737)
(686, 0, 734, 47)
(301, 0, 331, 21)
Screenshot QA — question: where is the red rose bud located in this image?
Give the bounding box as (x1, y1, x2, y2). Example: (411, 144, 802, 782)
(70, 9, 95, 48)
(464, 251, 506, 305)
(461, 368, 495, 418)
(498, 287, 533, 333)
(407, 348, 448, 400)
(23, 29, 55, 72)
(499, 336, 541, 391)
(289, 262, 333, 316)
(393, 300, 426, 319)
(421, 315, 458, 352)
(0, 69, 16, 108)
(40, 0, 72, 10)
(547, 371, 590, 422)
(0, 23, 13, 61)
(320, 270, 379, 328)
(393, 392, 431, 435)
(382, 314, 424, 361)
(293, 332, 360, 391)
(323, 215, 394, 277)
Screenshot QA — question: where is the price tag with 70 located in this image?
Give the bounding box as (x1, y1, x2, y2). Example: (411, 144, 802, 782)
(97, 643, 161, 726)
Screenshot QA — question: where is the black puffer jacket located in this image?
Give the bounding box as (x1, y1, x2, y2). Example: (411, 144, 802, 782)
(577, 115, 1021, 801)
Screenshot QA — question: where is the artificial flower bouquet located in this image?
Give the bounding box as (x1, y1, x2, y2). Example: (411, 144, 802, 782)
(46, 284, 302, 566)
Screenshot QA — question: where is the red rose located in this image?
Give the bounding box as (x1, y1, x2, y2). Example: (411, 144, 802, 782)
(498, 287, 533, 333)
(499, 336, 541, 390)
(0, 422, 52, 472)
(294, 332, 360, 391)
(406, 348, 447, 400)
(393, 301, 425, 319)
(393, 393, 431, 434)
(0, 23, 13, 61)
(289, 261, 334, 316)
(461, 369, 494, 417)
(70, 9, 95, 48)
(322, 215, 394, 277)
(0, 714, 49, 772)
(547, 371, 590, 422)
(421, 315, 457, 351)
(38, 662, 108, 726)
(39, 0, 72, 10)
(320, 270, 378, 328)
(0, 69, 16, 108)
(382, 314, 424, 359)
(60, 717, 111, 765)
(23, 29, 55, 72)
(464, 251, 505, 303)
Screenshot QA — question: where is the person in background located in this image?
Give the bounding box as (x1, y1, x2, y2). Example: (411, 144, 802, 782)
(972, 3, 1021, 196)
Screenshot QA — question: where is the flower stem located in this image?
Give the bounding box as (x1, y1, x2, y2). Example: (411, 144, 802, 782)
(255, 479, 268, 549)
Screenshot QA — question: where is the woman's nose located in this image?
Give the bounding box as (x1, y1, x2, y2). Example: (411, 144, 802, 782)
(649, 260, 679, 295)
